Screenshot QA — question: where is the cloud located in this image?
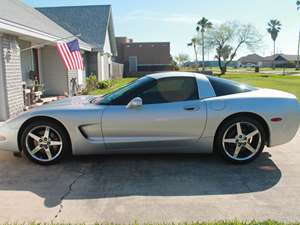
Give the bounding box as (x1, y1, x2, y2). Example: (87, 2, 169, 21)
(117, 10, 220, 25)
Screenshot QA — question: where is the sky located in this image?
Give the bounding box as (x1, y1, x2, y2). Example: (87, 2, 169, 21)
(24, 0, 300, 60)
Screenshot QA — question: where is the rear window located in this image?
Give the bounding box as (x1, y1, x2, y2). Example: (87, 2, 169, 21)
(207, 76, 256, 97)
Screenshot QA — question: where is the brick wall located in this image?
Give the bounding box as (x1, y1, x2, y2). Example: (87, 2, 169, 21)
(1, 35, 24, 119)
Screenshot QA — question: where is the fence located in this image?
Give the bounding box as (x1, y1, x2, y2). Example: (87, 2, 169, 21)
(112, 62, 124, 79)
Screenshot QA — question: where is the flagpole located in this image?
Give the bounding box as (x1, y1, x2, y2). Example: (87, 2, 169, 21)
(20, 34, 81, 52)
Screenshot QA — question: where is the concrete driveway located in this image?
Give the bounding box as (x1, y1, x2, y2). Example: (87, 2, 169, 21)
(0, 130, 299, 223)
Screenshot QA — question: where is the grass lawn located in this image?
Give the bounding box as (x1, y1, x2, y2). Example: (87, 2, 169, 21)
(224, 73, 300, 101)
(88, 78, 136, 95)
(88, 73, 300, 101)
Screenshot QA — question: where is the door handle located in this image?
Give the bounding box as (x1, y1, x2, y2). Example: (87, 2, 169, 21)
(184, 106, 199, 111)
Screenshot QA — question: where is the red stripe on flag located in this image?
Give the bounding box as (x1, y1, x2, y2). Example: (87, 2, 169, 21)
(56, 41, 84, 71)
(62, 43, 76, 70)
(76, 51, 83, 70)
(73, 51, 79, 69)
(57, 43, 71, 70)
(60, 43, 73, 70)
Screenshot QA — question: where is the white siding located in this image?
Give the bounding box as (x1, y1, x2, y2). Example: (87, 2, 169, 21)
(0, 35, 8, 121)
(103, 30, 112, 55)
(0, 35, 24, 120)
(41, 46, 68, 96)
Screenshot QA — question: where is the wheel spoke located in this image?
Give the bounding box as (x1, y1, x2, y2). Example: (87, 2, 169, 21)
(45, 149, 52, 160)
(245, 143, 256, 153)
(44, 127, 50, 139)
(246, 129, 259, 139)
(236, 123, 243, 136)
(50, 141, 62, 146)
(31, 146, 42, 155)
(224, 138, 236, 143)
(28, 133, 41, 142)
(233, 145, 242, 158)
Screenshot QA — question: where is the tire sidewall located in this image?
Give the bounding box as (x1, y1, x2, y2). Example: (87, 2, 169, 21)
(215, 116, 266, 164)
(21, 121, 69, 165)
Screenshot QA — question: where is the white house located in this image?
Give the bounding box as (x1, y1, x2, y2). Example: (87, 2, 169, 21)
(37, 5, 119, 81)
(0, 0, 120, 121)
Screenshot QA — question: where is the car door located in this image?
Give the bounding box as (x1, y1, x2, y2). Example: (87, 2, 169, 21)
(101, 76, 207, 152)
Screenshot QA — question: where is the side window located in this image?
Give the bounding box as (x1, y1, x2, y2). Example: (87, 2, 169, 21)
(207, 76, 255, 97)
(139, 77, 199, 104)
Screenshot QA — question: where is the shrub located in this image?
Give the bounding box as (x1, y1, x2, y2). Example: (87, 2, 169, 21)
(97, 80, 113, 89)
(85, 74, 98, 92)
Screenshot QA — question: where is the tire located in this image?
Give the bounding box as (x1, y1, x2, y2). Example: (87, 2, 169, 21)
(215, 116, 266, 164)
(21, 120, 70, 165)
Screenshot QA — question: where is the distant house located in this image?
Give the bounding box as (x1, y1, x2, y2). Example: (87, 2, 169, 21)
(0, 0, 121, 121)
(116, 37, 172, 74)
(238, 53, 299, 68)
(273, 54, 299, 67)
(237, 54, 264, 66)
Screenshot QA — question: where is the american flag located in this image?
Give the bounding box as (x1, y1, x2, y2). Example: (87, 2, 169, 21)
(56, 39, 84, 70)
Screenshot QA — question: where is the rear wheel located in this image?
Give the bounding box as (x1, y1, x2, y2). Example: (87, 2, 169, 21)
(21, 121, 69, 165)
(215, 116, 266, 164)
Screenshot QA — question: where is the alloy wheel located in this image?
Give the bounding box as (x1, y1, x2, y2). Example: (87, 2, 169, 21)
(222, 122, 262, 161)
(25, 126, 63, 162)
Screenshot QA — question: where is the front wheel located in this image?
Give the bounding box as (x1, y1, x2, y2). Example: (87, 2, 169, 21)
(21, 121, 70, 165)
(215, 116, 266, 164)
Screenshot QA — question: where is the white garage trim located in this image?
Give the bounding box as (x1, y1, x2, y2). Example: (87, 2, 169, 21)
(0, 34, 9, 121)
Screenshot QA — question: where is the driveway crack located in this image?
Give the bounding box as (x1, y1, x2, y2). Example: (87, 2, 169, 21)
(52, 168, 86, 221)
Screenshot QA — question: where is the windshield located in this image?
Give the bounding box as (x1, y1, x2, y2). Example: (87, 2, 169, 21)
(95, 76, 152, 105)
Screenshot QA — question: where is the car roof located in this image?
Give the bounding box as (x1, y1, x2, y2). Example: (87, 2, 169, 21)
(146, 72, 206, 80)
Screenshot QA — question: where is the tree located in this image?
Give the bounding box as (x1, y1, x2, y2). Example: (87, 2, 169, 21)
(187, 37, 200, 64)
(207, 22, 261, 75)
(196, 17, 213, 71)
(267, 19, 282, 69)
(175, 54, 190, 66)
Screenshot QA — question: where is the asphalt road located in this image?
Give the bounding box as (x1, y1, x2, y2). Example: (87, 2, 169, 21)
(0, 130, 299, 223)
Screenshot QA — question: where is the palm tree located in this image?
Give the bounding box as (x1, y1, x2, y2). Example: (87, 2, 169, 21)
(188, 38, 199, 66)
(267, 19, 282, 69)
(197, 17, 213, 71)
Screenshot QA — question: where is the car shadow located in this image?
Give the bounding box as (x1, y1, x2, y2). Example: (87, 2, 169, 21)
(0, 152, 281, 208)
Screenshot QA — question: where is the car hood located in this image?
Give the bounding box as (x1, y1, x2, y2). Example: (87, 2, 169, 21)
(33, 95, 98, 109)
(50, 95, 96, 105)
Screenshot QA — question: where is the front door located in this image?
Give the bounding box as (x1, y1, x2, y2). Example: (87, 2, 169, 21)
(101, 76, 207, 152)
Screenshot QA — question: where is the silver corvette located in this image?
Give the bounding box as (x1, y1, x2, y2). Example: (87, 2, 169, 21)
(0, 72, 300, 165)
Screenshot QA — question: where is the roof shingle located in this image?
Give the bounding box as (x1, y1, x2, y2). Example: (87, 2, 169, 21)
(37, 5, 113, 50)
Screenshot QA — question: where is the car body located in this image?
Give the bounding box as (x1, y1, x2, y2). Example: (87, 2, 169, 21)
(0, 72, 300, 164)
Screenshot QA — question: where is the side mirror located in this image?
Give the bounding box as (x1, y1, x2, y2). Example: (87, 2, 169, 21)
(127, 97, 143, 109)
